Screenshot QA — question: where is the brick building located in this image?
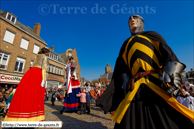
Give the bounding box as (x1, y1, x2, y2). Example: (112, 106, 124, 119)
(99, 63, 113, 86)
(0, 10, 47, 86)
(47, 46, 66, 89)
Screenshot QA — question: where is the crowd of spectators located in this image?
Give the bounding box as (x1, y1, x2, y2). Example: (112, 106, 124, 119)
(0, 85, 17, 117)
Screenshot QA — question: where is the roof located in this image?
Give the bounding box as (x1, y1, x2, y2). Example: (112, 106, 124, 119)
(100, 73, 108, 78)
(0, 10, 46, 45)
(58, 52, 69, 63)
(48, 51, 66, 64)
(58, 54, 66, 64)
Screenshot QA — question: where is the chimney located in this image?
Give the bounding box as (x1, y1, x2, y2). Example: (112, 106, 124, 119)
(33, 23, 41, 36)
(50, 46, 54, 52)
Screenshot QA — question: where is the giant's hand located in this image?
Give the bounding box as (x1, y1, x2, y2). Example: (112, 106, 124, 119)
(41, 80, 45, 87)
(162, 61, 186, 97)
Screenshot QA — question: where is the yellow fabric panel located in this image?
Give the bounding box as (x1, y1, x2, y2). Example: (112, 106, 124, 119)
(110, 76, 194, 124)
(42, 69, 45, 81)
(146, 80, 194, 121)
(131, 58, 154, 76)
(4, 115, 45, 121)
(122, 36, 135, 65)
(127, 43, 160, 70)
(110, 77, 144, 123)
(137, 35, 162, 56)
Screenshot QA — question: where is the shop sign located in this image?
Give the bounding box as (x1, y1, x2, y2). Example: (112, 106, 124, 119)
(0, 74, 22, 83)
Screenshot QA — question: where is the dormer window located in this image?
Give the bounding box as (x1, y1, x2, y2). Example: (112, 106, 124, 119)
(49, 52, 58, 60)
(6, 13, 17, 24)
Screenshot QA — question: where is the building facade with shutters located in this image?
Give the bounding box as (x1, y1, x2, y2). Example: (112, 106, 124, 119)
(0, 10, 47, 86)
(46, 46, 66, 89)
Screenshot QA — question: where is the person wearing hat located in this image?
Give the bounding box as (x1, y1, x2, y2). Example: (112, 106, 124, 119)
(97, 15, 194, 128)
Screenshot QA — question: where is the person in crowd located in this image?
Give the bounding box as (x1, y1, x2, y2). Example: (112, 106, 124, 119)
(94, 88, 100, 103)
(1, 88, 6, 97)
(4, 89, 17, 116)
(51, 88, 56, 106)
(85, 89, 91, 114)
(4, 90, 10, 102)
(4, 47, 49, 121)
(188, 86, 194, 97)
(177, 88, 194, 111)
(76, 89, 86, 115)
(45, 88, 49, 101)
(0, 92, 5, 103)
(0, 93, 5, 115)
(9, 86, 13, 94)
(4, 85, 8, 92)
(13, 85, 17, 90)
(97, 14, 194, 128)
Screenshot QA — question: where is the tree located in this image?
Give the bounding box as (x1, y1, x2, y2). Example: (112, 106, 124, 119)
(91, 79, 99, 85)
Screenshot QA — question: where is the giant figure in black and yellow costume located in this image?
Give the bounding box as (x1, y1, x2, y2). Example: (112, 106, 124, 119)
(97, 15, 194, 128)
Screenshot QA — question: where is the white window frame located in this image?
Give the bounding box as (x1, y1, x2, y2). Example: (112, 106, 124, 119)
(55, 67, 58, 74)
(52, 66, 55, 73)
(49, 52, 58, 60)
(3, 29, 15, 44)
(14, 57, 26, 73)
(61, 69, 63, 75)
(58, 68, 61, 75)
(48, 65, 51, 72)
(0, 52, 10, 70)
(20, 38, 29, 50)
(6, 13, 17, 24)
(50, 65, 53, 73)
(33, 44, 40, 54)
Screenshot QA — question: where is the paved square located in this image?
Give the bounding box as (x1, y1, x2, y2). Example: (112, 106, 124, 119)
(0, 101, 115, 129)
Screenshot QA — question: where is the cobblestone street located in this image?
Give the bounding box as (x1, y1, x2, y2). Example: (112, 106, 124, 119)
(0, 101, 115, 129)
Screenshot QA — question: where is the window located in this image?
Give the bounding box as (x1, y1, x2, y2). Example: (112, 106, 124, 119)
(49, 52, 58, 60)
(3, 30, 15, 44)
(7, 14, 11, 20)
(58, 68, 61, 75)
(20, 38, 29, 50)
(52, 66, 55, 73)
(49, 65, 53, 73)
(0, 52, 9, 70)
(61, 69, 63, 75)
(14, 57, 25, 72)
(11, 17, 15, 23)
(33, 44, 40, 54)
(55, 67, 57, 74)
(6, 13, 16, 24)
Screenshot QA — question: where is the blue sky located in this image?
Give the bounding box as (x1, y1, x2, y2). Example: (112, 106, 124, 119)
(1, 1, 193, 81)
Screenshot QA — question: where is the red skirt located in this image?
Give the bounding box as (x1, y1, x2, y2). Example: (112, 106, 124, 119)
(4, 67, 45, 121)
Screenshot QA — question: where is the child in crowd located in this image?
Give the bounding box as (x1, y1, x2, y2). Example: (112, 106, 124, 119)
(76, 89, 86, 115)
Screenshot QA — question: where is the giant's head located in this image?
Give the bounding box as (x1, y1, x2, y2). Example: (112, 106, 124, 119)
(128, 14, 144, 35)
